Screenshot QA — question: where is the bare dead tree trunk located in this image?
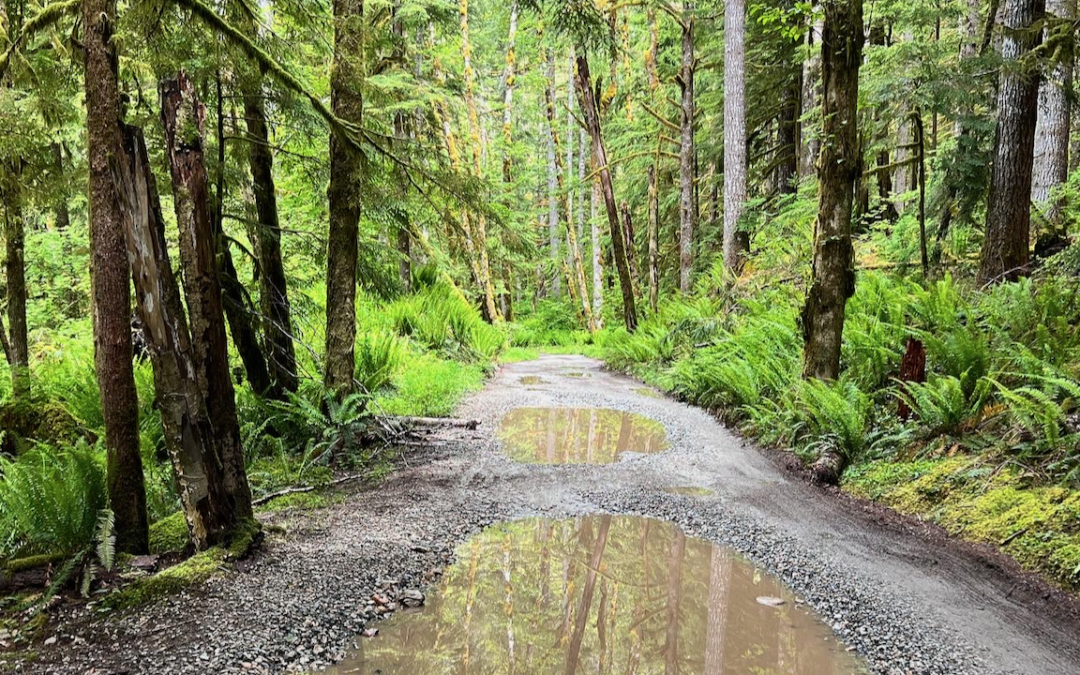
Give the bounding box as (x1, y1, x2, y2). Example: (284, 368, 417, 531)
(576, 55, 637, 331)
(83, 0, 148, 554)
(979, 0, 1045, 285)
(679, 2, 697, 288)
(723, 0, 747, 272)
(325, 0, 364, 395)
(1032, 0, 1073, 230)
(802, 0, 863, 381)
(161, 72, 254, 527)
(591, 172, 604, 327)
(114, 124, 246, 550)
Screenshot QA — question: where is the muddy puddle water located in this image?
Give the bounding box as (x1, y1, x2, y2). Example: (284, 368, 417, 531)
(323, 516, 865, 675)
(497, 407, 669, 464)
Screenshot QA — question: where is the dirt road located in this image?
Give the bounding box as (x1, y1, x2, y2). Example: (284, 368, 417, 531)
(26, 355, 1080, 675)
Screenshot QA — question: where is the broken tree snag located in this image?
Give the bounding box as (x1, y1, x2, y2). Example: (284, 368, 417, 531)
(896, 337, 926, 420)
(161, 71, 255, 530)
(112, 124, 234, 550)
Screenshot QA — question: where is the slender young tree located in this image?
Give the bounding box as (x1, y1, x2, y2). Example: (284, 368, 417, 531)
(325, 0, 364, 395)
(0, 162, 28, 398)
(233, 2, 298, 397)
(678, 2, 696, 290)
(83, 0, 148, 553)
(576, 55, 637, 331)
(802, 0, 864, 382)
(723, 0, 747, 272)
(545, 48, 561, 297)
(979, 0, 1046, 284)
(798, 4, 823, 178)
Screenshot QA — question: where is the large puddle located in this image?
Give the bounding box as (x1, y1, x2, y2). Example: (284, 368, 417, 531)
(323, 516, 865, 674)
(497, 407, 669, 464)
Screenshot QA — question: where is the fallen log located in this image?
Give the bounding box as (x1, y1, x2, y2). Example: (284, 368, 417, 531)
(252, 472, 366, 506)
(393, 416, 481, 430)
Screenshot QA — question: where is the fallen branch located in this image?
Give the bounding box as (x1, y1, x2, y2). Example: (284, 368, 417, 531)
(394, 416, 481, 430)
(252, 473, 366, 507)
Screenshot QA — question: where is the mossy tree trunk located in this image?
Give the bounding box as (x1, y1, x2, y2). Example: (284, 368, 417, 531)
(801, 0, 863, 382)
(83, 0, 148, 554)
(576, 55, 637, 332)
(325, 0, 364, 396)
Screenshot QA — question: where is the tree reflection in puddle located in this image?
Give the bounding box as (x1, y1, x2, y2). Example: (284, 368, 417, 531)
(497, 407, 669, 464)
(324, 516, 866, 675)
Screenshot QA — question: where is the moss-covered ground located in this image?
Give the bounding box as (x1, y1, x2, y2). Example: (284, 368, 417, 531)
(844, 457, 1080, 590)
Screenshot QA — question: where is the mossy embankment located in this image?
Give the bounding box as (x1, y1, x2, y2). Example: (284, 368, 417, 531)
(844, 457, 1080, 590)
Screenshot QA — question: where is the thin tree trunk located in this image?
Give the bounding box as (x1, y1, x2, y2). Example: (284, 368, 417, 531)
(500, 1, 519, 183)
(777, 74, 799, 195)
(545, 60, 596, 331)
(576, 55, 637, 331)
(83, 0, 148, 554)
(979, 0, 1045, 285)
(1032, 0, 1073, 230)
(798, 6, 824, 178)
(801, 0, 863, 381)
(679, 2, 697, 288)
(648, 164, 659, 313)
(460, 0, 500, 323)
(591, 173, 604, 327)
(114, 124, 244, 550)
(161, 72, 254, 528)
(325, 0, 364, 394)
(1, 164, 28, 398)
(723, 0, 747, 272)
(546, 49, 561, 297)
(621, 201, 641, 294)
(235, 7, 297, 397)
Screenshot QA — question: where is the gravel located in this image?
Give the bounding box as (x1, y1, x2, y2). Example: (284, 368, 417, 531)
(19, 355, 1080, 675)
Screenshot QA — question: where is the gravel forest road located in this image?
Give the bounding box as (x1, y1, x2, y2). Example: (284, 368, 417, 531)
(25, 355, 1080, 675)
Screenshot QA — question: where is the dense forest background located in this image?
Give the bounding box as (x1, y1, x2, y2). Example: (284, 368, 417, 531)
(0, 0, 1078, 611)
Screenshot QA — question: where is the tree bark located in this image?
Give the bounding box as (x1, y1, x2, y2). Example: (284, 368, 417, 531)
(160, 72, 254, 527)
(325, 0, 364, 394)
(591, 172, 604, 327)
(575, 55, 637, 332)
(235, 6, 298, 397)
(113, 124, 246, 550)
(777, 73, 799, 196)
(545, 61, 596, 331)
(679, 2, 697, 288)
(0, 163, 28, 398)
(83, 0, 148, 554)
(546, 49, 561, 298)
(500, 0, 519, 183)
(1032, 0, 1073, 229)
(798, 6, 824, 178)
(621, 201, 640, 294)
(459, 0, 500, 323)
(801, 0, 863, 381)
(979, 0, 1045, 285)
(723, 0, 747, 273)
(647, 164, 659, 313)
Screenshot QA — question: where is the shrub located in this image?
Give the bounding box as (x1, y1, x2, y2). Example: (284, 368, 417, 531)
(0, 441, 108, 558)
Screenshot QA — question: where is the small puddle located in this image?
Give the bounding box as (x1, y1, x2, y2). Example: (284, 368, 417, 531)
(323, 516, 865, 674)
(633, 386, 664, 398)
(497, 407, 669, 464)
(663, 486, 715, 497)
(519, 376, 546, 385)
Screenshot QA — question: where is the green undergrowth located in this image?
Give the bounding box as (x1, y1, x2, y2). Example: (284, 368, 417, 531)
(845, 457, 1080, 589)
(98, 547, 227, 611)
